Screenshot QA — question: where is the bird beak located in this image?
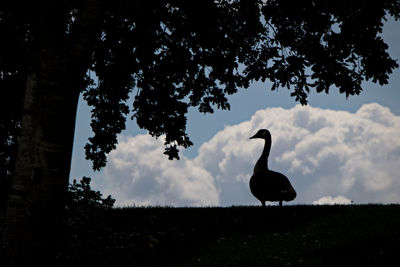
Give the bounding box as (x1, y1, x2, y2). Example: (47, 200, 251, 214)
(249, 133, 258, 139)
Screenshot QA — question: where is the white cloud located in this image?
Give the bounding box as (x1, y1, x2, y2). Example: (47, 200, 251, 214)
(313, 195, 353, 205)
(101, 103, 400, 206)
(103, 135, 219, 206)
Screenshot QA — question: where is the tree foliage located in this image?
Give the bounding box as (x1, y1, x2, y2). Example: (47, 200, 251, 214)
(83, 0, 264, 169)
(84, 0, 400, 170)
(1, 0, 399, 176)
(250, 0, 400, 103)
(66, 176, 115, 210)
(60, 177, 115, 263)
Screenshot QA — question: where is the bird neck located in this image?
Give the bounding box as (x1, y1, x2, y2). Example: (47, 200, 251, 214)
(253, 139, 271, 173)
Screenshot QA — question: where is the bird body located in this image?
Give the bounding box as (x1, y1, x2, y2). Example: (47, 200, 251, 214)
(249, 129, 296, 206)
(250, 170, 296, 206)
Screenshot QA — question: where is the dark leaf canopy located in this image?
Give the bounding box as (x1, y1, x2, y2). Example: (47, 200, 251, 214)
(1, 0, 399, 172)
(245, 0, 400, 104)
(84, 0, 264, 169)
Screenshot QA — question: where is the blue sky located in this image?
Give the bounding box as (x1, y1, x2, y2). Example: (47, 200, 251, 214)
(70, 16, 400, 206)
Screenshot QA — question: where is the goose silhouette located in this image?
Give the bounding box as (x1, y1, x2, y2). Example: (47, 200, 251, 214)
(249, 129, 296, 206)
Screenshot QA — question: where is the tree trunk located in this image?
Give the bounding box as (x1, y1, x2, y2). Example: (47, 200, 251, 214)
(3, 70, 79, 266)
(3, 33, 80, 267)
(2, 1, 103, 265)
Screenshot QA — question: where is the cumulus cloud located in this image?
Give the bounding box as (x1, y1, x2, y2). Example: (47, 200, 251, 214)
(102, 103, 400, 206)
(313, 195, 352, 205)
(103, 135, 218, 206)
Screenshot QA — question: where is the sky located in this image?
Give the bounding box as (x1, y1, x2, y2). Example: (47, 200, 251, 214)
(70, 16, 400, 207)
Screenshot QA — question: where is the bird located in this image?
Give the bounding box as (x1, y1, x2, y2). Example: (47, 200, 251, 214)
(249, 129, 296, 207)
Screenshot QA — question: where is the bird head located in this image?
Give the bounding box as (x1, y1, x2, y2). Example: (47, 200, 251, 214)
(250, 129, 271, 141)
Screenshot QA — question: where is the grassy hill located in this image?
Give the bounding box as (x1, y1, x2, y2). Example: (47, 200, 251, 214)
(1, 204, 399, 266)
(54, 204, 399, 266)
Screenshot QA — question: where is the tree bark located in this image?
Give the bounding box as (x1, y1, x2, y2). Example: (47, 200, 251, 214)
(2, 1, 103, 265)
(3, 15, 79, 267)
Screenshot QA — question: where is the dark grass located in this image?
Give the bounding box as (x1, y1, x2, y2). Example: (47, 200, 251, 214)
(59, 204, 400, 266)
(2, 205, 400, 266)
